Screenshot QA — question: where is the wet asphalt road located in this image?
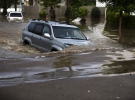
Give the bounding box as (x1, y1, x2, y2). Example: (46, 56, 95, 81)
(0, 75, 135, 100)
(0, 15, 135, 99)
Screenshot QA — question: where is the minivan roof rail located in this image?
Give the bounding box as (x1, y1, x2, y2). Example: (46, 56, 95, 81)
(31, 19, 48, 23)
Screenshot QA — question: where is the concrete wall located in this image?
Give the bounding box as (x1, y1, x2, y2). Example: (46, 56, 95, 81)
(23, 6, 105, 18)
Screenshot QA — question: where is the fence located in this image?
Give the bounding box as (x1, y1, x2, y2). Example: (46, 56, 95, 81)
(23, 5, 105, 19)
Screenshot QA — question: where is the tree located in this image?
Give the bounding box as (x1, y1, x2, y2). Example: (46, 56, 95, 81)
(65, 0, 70, 24)
(70, 0, 95, 7)
(65, 0, 96, 24)
(99, 0, 135, 42)
(39, 0, 61, 21)
(0, 0, 14, 15)
(29, 0, 33, 6)
(0, 0, 20, 15)
(14, 0, 18, 11)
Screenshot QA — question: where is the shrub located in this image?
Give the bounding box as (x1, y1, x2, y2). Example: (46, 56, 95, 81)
(78, 7, 89, 18)
(69, 7, 79, 19)
(106, 10, 119, 28)
(122, 14, 135, 29)
(66, 7, 89, 20)
(91, 7, 101, 18)
(39, 10, 47, 18)
(106, 10, 135, 29)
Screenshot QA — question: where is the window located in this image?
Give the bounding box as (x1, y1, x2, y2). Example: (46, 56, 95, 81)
(42, 25, 51, 35)
(53, 26, 86, 40)
(33, 24, 44, 36)
(10, 13, 22, 17)
(28, 22, 36, 32)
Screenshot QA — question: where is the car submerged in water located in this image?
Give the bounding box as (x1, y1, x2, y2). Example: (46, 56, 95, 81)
(6, 11, 24, 22)
(21, 19, 93, 52)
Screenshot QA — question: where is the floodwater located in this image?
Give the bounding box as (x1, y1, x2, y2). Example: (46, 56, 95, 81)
(0, 15, 135, 87)
(0, 50, 135, 87)
(103, 23, 135, 47)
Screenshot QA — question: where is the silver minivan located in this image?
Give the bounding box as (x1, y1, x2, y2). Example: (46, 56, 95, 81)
(22, 19, 92, 52)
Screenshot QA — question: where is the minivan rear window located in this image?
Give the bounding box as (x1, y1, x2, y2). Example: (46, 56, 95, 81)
(10, 13, 22, 17)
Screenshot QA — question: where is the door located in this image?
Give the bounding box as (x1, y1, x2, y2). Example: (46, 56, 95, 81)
(39, 25, 52, 51)
(31, 24, 43, 47)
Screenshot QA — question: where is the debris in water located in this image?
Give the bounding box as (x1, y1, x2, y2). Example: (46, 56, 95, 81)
(35, 56, 39, 58)
(87, 90, 90, 93)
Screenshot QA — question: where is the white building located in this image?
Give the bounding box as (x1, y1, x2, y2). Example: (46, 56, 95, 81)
(96, 0, 106, 7)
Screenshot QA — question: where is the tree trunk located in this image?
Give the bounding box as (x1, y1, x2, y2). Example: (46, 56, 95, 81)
(118, 10, 123, 42)
(29, 0, 33, 6)
(14, 0, 17, 11)
(49, 6, 56, 21)
(2, 7, 7, 15)
(66, 0, 70, 24)
(2, 1, 7, 15)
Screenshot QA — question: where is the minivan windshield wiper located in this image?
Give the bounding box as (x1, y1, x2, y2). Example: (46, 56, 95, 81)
(56, 37, 71, 39)
(55, 37, 64, 38)
(71, 37, 86, 40)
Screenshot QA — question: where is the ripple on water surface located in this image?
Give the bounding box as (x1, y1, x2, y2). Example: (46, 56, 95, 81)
(0, 50, 135, 87)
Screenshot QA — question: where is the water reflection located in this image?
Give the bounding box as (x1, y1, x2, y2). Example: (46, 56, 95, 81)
(0, 50, 135, 87)
(53, 55, 77, 70)
(102, 60, 135, 74)
(103, 22, 135, 47)
(91, 18, 100, 27)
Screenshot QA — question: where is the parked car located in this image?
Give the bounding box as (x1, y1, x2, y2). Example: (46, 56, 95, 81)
(21, 19, 93, 52)
(6, 11, 24, 22)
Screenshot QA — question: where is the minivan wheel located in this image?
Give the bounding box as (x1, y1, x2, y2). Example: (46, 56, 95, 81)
(22, 40, 29, 45)
(51, 49, 58, 52)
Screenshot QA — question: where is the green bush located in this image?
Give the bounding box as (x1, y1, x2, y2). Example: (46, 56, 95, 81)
(69, 7, 79, 19)
(91, 7, 101, 18)
(39, 10, 47, 18)
(67, 7, 89, 20)
(106, 10, 119, 28)
(122, 14, 135, 29)
(106, 10, 135, 29)
(78, 7, 89, 18)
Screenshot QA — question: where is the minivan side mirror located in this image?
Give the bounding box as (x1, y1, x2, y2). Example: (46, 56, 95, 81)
(86, 36, 90, 40)
(44, 33, 50, 38)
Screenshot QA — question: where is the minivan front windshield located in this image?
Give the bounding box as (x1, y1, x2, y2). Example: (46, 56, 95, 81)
(53, 26, 86, 40)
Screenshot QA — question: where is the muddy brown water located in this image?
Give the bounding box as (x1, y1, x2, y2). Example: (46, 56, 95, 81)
(0, 16, 135, 87)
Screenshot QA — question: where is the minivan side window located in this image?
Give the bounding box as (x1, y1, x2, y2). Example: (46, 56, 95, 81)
(28, 22, 36, 32)
(33, 24, 44, 36)
(42, 25, 51, 35)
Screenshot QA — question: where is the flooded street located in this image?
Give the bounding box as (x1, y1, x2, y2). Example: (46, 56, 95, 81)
(0, 15, 135, 87)
(0, 50, 135, 87)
